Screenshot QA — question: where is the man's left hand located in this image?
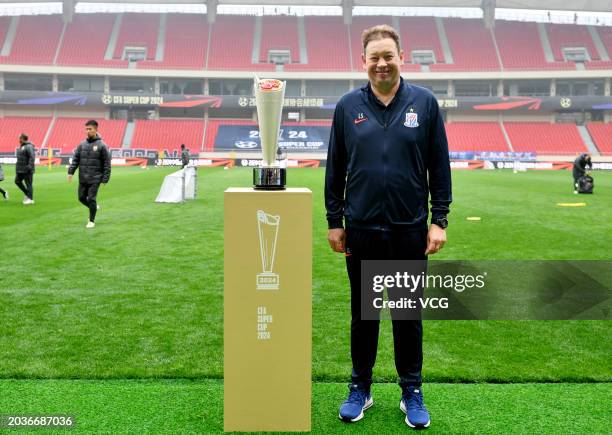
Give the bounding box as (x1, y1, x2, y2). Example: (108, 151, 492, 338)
(425, 224, 447, 255)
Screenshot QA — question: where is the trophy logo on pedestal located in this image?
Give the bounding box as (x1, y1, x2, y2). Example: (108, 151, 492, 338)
(253, 77, 286, 190)
(256, 210, 280, 290)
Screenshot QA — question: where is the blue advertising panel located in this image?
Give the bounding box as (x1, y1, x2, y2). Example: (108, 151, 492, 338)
(214, 125, 331, 152)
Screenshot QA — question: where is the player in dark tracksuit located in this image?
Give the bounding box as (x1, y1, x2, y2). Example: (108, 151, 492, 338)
(15, 134, 36, 204)
(572, 153, 592, 193)
(325, 25, 451, 429)
(180, 144, 190, 168)
(67, 120, 111, 228)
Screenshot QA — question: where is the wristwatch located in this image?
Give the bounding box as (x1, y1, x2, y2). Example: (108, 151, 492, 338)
(431, 217, 448, 229)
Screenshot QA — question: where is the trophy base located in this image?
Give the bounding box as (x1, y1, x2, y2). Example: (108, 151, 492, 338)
(253, 167, 286, 190)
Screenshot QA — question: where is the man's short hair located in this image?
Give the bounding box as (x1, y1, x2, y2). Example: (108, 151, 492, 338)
(19, 133, 28, 141)
(362, 24, 401, 54)
(181, 144, 185, 149)
(85, 120, 98, 128)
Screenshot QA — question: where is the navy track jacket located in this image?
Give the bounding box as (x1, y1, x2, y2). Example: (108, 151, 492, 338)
(325, 78, 452, 231)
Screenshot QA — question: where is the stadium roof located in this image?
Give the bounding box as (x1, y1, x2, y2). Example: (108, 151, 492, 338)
(0, 0, 611, 13)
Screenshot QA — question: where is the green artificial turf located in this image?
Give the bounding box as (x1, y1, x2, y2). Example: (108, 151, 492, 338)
(0, 166, 610, 383)
(0, 380, 610, 434)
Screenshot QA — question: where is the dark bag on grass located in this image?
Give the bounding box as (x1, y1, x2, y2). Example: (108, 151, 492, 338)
(578, 175, 594, 194)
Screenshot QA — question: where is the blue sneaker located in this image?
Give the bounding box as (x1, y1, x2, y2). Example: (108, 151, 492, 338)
(400, 386, 430, 428)
(338, 384, 373, 422)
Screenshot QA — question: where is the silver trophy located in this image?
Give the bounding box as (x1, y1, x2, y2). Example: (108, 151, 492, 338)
(253, 77, 286, 190)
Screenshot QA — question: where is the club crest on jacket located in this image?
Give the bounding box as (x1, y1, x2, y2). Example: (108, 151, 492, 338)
(404, 112, 419, 128)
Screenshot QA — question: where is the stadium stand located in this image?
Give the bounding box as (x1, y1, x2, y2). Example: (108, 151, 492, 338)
(0, 15, 63, 65)
(139, 14, 208, 70)
(430, 18, 500, 71)
(398, 16, 443, 71)
(0, 13, 609, 74)
(113, 13, 159, 61)
(349, 16, 393, 70)
(46, 118, 128, 153)
(0, 16, 10, 49)
(57, 14, 127, 68)
(131, 119, 204, 151)
(494, 21, 575, 70)
(284, 16, 351, 71)
(207, 15, 274, 71)
(504, 122, 588, 154)
(595, 26, 612, 52)
(546, 23, 599, 62)
(0, 13, 610, 161)
(445, 122, 510, 152)
(586, 26, 612, 69)
(586, 122, 612, 155)
(0, 117, 52, 152)
(260, 16, 300, 63)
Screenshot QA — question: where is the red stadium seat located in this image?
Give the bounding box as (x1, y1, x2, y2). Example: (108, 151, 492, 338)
(547, 23, 599, 62)
(504, 122, 587, 154)
(430, 18, 500, 71)
(131, 119, 204, 151)
(586, 122, 612, 155)
(0, 16, 63, 65)
(494, 21, 575, 70)
(46, 118, 128, 154)
(284, 17, 351, 72)
(445, 122, 509, 152)
(57, 14, 128, 68)
(399, 17, 443, 71)
(0, 117, 52, 152)
(113, 13, 160, 61)
(586, 27, 612, 69)
(208, 15, 274, 71)
(139, 14, 208, 70)
(260, 16, 300, 63)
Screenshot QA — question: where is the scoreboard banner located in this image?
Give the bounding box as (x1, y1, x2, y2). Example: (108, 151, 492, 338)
(1, 90, 612, 112)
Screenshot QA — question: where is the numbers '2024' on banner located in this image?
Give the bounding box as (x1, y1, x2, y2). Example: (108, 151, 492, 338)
(214, 125, 331, 152)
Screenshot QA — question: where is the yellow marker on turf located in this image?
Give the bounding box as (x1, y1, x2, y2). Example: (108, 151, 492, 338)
(556, 203, 586, 207)
(467, 217, 481, 221)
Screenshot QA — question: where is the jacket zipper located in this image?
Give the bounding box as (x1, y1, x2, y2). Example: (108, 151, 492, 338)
(382, 110, 388, 227)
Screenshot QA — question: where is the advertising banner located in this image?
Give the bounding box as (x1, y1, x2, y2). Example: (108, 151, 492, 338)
(214, 125, 330, 152)
(2, 90, 612, 113)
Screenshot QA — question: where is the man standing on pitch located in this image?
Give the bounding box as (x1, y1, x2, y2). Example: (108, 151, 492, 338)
(68, 120, 111, 229)
(15, 133, 36, 204)
(325, 25, 452, 429)
(180, 143, 190, 169)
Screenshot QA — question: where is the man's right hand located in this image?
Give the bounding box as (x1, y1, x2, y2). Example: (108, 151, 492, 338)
(67, 174, 73, 182)
(328, 228, 346, 253)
